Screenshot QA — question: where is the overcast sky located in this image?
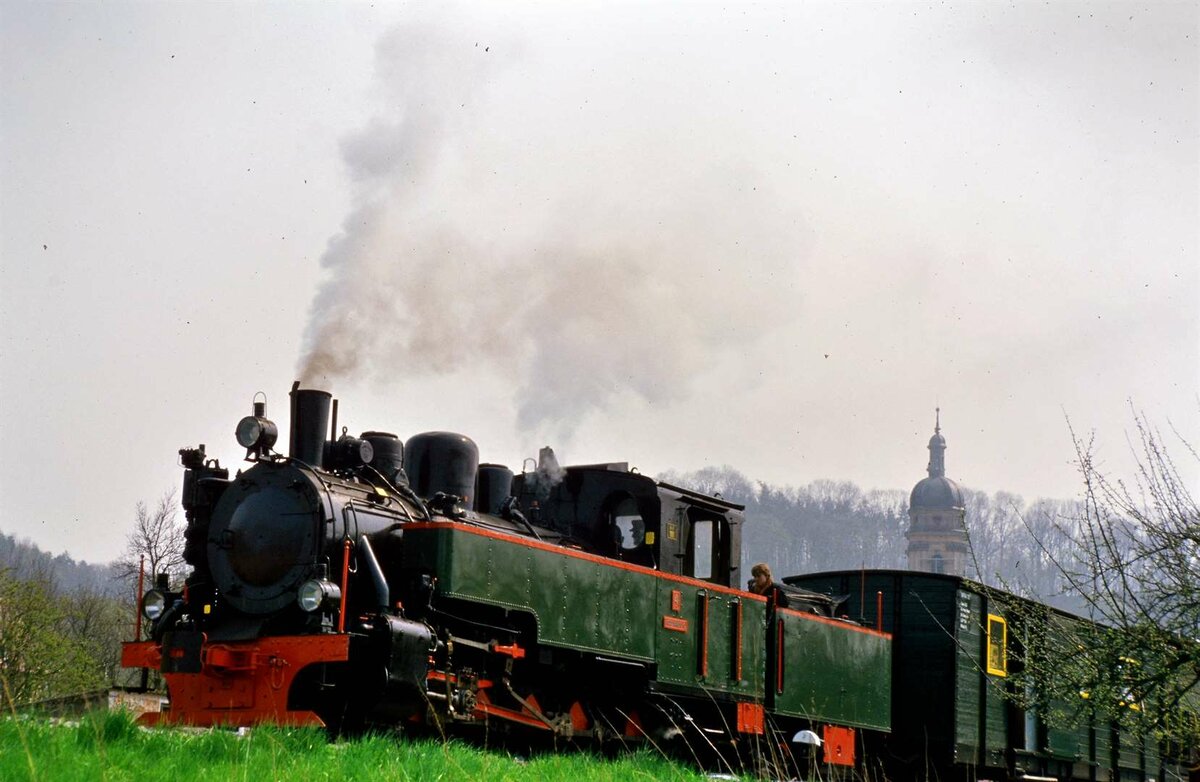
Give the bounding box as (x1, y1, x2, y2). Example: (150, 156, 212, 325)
(2, 1, 1196, 565)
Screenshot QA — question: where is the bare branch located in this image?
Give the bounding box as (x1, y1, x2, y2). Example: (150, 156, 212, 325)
(1008, 409, 1200, 745)
(114, 488, 186, 592)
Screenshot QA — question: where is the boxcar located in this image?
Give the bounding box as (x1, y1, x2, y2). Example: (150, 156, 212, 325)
(786, 570, 1179, 782)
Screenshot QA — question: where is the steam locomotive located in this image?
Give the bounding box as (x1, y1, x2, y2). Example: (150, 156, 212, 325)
(122, 384, 1182, 781)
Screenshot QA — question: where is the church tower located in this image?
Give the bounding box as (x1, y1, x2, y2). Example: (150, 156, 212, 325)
(906, 409, 969, 575)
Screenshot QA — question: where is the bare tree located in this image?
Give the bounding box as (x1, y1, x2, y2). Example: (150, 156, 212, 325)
(1012, 411, 1200, 747)
(115, 489, 186, 593)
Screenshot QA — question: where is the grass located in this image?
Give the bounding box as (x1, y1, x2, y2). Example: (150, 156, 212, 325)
(0, 711, 713, 782)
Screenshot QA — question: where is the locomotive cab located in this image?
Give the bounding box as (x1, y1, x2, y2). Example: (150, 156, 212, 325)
(655, 482, 744, 589)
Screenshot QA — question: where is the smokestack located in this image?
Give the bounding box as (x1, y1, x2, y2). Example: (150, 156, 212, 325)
(289, 381, 332, 467)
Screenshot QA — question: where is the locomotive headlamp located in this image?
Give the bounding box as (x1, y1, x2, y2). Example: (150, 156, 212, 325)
(142, 589, 167, 621)
(235, 394, 278, 456)
(236, 415, 278, 450)
(235, 416, 263, 448)
(297, 579, 341, 613)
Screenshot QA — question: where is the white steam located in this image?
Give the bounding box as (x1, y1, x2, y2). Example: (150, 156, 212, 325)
(297, 9, 809, 437)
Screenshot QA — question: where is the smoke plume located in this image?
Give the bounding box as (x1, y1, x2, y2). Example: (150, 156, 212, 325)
(297, 9, 809, 438)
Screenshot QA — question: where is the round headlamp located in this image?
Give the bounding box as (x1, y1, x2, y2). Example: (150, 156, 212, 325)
(142, 589, 167, 621)
(236, 415, 278, 451)
(297, 579, 340, 613)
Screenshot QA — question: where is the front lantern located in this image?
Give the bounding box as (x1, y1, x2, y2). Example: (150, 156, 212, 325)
(236, 393, 277, 458)
(297, 579, 341, 613)
(142, 588, 167, 621)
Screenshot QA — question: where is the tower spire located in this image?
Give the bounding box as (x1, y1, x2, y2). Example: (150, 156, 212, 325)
(927, 409, 946, 478)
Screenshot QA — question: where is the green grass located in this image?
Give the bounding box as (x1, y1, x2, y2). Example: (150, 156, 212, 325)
(0, 711, 712, 782)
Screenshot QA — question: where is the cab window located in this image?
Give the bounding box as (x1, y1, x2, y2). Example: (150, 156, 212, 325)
(612, 496, 644, 551)
(684, 510, 729, 584)
(691, 519, 713, 579)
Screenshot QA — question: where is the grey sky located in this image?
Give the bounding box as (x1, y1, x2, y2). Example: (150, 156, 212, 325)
(2, 1, 1196, 565)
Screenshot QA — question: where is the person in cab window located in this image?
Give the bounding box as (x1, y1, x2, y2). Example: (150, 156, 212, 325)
(749, 562, 790, 609)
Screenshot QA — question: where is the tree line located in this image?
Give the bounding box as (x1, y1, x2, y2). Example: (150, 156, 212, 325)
(659, 465, 1091, 614)
(0, 542, 129, 706)
(0, 493, 179, 707)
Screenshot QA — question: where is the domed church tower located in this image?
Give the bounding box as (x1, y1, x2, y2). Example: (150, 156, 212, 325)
(906, 409, 969, 575)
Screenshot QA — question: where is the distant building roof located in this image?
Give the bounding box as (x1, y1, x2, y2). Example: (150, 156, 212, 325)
(910, 474, 965, 510)
(909, 408, 965, 511)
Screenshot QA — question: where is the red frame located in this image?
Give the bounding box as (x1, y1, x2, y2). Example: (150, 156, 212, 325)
(121, 634, 350, 727)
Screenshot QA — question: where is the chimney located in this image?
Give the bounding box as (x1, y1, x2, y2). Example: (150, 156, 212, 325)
(289, 381, 332, 467)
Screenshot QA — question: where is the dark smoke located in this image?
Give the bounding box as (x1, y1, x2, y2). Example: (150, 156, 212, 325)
(297, 10, 808, 439)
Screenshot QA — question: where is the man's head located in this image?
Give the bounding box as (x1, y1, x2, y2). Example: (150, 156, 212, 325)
(750, 562, 772, 593)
